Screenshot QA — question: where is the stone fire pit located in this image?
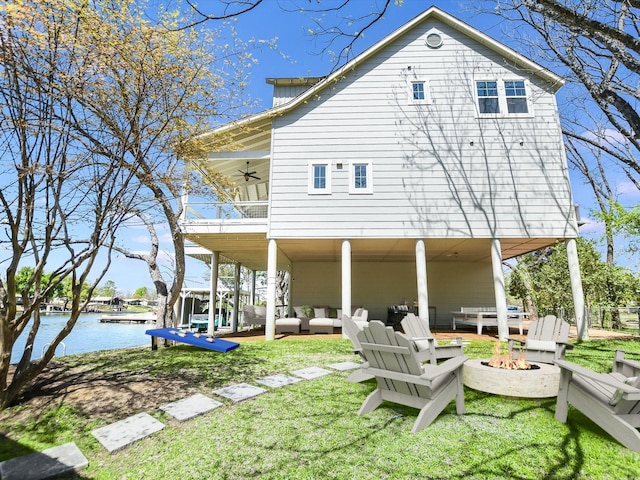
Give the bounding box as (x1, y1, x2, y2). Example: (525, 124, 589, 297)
(463, 359, 560, 398)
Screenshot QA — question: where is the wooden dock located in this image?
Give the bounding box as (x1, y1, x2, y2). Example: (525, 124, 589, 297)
(99, 312, 156, 324)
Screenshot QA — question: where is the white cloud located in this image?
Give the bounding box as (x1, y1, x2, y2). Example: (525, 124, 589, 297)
(130, 235, 152, 244)
(581, 128, 629, 147)
(617, 181, 640, 199)
(579, 218, 605, 236)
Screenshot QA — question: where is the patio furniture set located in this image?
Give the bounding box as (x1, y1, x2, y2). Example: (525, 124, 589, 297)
(345, 315, 640, 453)
(275, 306, 369, 334)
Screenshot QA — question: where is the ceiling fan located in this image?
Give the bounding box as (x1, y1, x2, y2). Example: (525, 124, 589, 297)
(237, 161, 261, 182)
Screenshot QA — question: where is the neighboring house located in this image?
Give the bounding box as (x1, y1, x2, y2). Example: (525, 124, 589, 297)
(181, 7, 585, 340)
(89, 296, 123, 310)
(123, 298, 143, 307)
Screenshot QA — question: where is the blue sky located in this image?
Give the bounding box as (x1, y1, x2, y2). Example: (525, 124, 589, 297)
(109, 1, 638, 294)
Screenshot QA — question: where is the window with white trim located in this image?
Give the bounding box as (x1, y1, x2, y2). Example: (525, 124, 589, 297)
(504, 80, 529, 114)
(476, 80, 500, 114)
(308, 162, 331, 194)
(475, 79, 532, 117)
(412, 81, 425, 100)
(349, 161, 373, 194)
(409, 80, 430, 104)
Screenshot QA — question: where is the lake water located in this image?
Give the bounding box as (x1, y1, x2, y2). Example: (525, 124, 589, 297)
(11, 313, 150, 363)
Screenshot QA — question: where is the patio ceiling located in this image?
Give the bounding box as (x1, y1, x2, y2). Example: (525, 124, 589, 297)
(195, 154, 270, 203)
(185, 235, 561, 272)
(194, 116, 272, 202)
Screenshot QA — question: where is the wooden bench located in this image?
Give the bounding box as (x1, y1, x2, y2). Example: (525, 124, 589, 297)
(451, 307, 524, 335)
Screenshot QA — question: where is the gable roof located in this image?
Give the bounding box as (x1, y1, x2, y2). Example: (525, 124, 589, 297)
(198, 5, 564, 147)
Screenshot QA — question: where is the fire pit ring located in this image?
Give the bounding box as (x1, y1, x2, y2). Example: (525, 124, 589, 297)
(463, 359, 560, 398)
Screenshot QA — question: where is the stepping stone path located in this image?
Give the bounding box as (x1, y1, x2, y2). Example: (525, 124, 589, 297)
(160, 393, 223, 421)
(327, 361, 363, 371)
(255, 373, 302, 388)
(0, 442, 88, 480)
(91, 412, 165, 453)
(291, 366, 333, 380)
(4, 360, 362, 480)
(213, 382, 267, 402)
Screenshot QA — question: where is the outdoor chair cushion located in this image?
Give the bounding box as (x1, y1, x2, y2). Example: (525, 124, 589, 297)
(525, 339, 557, 352)
(314, 307, 329, 318)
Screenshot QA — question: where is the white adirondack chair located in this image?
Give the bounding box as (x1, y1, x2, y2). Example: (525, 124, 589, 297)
(356, 321, 467, 433)
(508, 314, 572, 364)
(554, 351, 640, 453)
(401, 313, 463, 365)
(342, 315, 374, 383)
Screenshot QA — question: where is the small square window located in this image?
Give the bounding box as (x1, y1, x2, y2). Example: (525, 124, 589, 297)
(308, 162, 331, 194)
(505, 80, 529, 114)
(476, 81, 500, 114)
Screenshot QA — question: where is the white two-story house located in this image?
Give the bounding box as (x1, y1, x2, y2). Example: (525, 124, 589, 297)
(181, 7, 585, 341)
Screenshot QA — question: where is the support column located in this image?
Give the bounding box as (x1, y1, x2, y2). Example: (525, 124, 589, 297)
(250, 270, 256, 305)
(491, 239, 509, 341)
(285, 271, 292, 318)
(265, 239, 278, 341)
(217, 292, 224, 326)
(342, 239, 352, 339)
(566, 238, 587, 340)
(415, 239, 430, 323)
(232, 262, 241, 333)
(208, 252, 219, 336)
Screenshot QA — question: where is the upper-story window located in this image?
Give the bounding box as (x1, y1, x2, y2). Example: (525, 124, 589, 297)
(308, 162, 331, 194)
(504, 80, 529, 114)
(476, 81, 500, 114)
(349, 161, 373, 194)
(475, 79, 531, 117)
(409, 80, 430, 104)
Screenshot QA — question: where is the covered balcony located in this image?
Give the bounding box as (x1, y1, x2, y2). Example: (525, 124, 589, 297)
(182, 112, 272, 233)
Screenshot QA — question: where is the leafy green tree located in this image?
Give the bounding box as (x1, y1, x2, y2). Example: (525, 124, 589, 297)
(508, 238, 639, 325)
(598, 201, 640, 257)
(99, 280, 117, 298)
(133, 287, 149, 299)
(14, 267, 35, 299)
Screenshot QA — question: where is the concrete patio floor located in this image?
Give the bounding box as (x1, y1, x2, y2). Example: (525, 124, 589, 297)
(217, 322, 638, 343)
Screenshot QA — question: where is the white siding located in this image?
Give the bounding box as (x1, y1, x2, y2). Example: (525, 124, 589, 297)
(267, 18, 576, 240)
(290, 260, 494, 327)
(272, 85, 313, 107)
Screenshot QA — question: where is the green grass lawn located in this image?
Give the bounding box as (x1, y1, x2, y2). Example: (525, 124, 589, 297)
(1, 338, 640, 479)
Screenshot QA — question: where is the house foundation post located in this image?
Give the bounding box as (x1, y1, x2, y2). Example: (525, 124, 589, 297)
(490, 239, 509, 341)
(266, 239, 278, 341)
(250, 270, 256, 305)
(415, 239, 430, 323)
(566, 238, 587, 340)
(342, 239, 352, 339)
(232, 262, 241, 333)
(208, 251, 219, 336)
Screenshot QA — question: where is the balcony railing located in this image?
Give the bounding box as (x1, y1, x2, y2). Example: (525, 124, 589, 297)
(183, 201, 268, 221)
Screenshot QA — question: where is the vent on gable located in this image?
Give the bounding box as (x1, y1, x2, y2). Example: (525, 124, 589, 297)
(425, 32, 443, 49)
